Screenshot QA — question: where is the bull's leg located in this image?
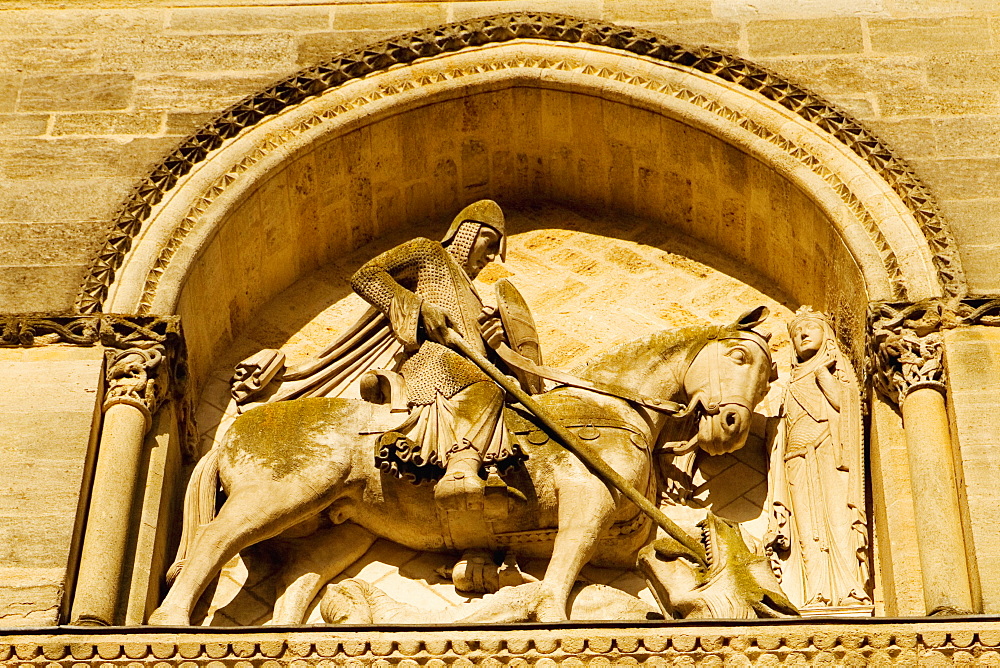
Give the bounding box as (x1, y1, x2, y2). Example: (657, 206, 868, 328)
(268, 522, 376, 625)
(148, 480, 330, 626)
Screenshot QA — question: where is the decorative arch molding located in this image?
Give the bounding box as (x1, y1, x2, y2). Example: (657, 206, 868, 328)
(80, 12, 964, 316)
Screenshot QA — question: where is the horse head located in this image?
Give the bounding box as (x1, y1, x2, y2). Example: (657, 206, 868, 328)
(681, 306, 777, 456)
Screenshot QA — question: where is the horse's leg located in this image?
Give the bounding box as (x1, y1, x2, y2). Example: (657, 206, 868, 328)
(452, 476, 618, 624)
(149, 480, 329, 625)
(533, 476, 618, 622)
(268, 522, 376, 625)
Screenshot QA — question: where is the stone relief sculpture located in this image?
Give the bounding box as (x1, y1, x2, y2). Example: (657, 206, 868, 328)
(149, 202, 798, 626)
(765, 307, 871, 612)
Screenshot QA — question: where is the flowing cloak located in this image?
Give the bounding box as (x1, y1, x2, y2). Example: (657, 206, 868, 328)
(272, 306, 402, 403)
(766, 323, 870, 608)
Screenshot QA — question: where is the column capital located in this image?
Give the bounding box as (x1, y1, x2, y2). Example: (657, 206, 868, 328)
(1, 313, 187, 431)
(869, 300, 947, 404)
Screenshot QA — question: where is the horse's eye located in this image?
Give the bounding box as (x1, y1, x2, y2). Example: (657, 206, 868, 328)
(728, 348, 747, 364)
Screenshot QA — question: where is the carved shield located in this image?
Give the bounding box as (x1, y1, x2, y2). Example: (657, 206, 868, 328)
(495, 278, 544, 394)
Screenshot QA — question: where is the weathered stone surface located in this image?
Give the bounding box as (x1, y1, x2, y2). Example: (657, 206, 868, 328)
(604, 0, 713, 22)
(100, 34, 297, 73)
(0, 137, 176, 180)
(0, 177, 132, 223)
(52, 110, 162, 136)
(134, 73, 284, 112)
(19, 74, 134, 112)
(332, 3, 447, 31)
(167, 6, 330, 34)
(0, 37, 100, 73)
(747, 18, 864, 56)
(0, 265, 89, 313)
(0, 75, 20, 113)
(928, 52, 1000, 90)
(0, 222, 106, 265)
(869, 17, 993, 54)
(0, 347, 103, 625)
(0, 114, 49, 137)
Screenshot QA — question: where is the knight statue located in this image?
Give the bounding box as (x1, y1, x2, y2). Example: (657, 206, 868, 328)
(230, 199, 537, 509)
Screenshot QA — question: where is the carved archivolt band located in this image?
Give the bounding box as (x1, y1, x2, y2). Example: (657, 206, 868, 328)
(79, 12, 963, 315)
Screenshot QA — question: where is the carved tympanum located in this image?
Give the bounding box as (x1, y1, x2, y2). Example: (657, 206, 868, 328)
(149, 204, 792, 626)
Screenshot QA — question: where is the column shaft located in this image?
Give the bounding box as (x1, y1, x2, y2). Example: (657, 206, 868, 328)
(71, 403, 149, 625)
(901, 387, 974, 614)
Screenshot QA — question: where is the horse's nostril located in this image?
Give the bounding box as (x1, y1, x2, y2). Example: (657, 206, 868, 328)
(724, 410, 738, 428)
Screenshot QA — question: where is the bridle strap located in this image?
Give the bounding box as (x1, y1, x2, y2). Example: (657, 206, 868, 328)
(684, 328, 772, 415)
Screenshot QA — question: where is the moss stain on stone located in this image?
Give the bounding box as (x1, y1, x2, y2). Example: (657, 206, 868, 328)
(226, 398, 356, 478)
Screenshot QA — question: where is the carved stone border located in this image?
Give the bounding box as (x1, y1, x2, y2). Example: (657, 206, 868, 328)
(4, 621, 1000, 664)
(0, 314, 180, 351)
(76, 12, 963, 314)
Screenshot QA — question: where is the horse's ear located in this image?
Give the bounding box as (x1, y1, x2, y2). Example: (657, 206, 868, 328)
(734, 305, 770, 330)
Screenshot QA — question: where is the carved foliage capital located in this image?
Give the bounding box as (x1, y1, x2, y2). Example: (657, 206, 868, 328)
(104, 346, 168, 426)
(100, 317, 186, 431)
(869, 300, 947, 404)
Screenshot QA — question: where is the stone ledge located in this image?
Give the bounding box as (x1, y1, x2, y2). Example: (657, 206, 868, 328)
(2, 619, 1000, 663)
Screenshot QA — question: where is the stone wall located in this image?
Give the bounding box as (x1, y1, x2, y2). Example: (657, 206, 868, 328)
(0, 0, 999, 312)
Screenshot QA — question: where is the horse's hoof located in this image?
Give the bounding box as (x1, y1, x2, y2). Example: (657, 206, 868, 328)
(147, 606, 189, 626)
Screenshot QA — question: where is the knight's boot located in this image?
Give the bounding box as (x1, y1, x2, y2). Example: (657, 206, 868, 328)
(435, 444, 486, 511)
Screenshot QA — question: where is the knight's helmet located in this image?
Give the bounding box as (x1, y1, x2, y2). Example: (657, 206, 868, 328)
(441, 199, 506, 262)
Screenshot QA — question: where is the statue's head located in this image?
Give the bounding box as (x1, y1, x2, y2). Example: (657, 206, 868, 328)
(442, 200, 506, 278)
(787, 306, 832, 364)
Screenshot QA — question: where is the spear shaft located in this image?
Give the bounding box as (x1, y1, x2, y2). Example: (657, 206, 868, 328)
(443, 331, 708, 566)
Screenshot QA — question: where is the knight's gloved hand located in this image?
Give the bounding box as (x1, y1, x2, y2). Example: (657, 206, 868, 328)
(480, 315, 505, 349)
(421, 302, 454, 346)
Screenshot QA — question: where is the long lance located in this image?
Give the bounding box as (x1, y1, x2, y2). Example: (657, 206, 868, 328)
(443, 330, 708, 567)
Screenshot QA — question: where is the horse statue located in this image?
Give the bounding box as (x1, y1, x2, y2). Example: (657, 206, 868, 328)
(149, 306, 790, 625)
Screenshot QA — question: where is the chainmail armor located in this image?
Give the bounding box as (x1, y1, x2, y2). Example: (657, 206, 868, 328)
(445, 221, 481, 268)
(351, 236, 490, 405)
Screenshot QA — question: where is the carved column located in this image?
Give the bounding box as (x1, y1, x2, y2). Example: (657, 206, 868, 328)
(871, 301, 973, 615)
(71, 318, 181, 626)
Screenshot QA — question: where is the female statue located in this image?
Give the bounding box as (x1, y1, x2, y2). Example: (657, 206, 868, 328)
(765, 307, 870, 610)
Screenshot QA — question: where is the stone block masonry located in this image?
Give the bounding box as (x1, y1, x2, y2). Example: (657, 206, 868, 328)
(0, 1, 997, 310)
(0, 346, 103, 626)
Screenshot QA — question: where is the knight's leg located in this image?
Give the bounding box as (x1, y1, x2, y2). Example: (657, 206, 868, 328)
(149, 481, 329, 625)
(269, 522, 376, 625)
(434, 382, 504, 509)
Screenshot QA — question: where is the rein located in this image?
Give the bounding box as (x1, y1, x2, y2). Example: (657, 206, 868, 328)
(494, 343, 689, 415)
(494, 326, 771, 421)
